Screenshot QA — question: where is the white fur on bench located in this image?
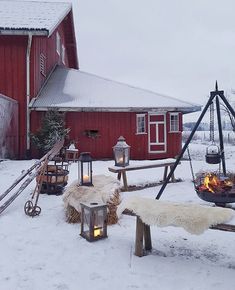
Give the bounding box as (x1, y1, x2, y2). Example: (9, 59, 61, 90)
(117, 196, 234, 235)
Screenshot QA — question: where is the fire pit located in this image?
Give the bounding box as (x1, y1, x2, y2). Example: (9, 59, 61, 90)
(195, 172, 235, 205)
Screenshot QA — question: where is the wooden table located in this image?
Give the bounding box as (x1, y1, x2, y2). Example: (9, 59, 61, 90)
(108, 159, 179, 191)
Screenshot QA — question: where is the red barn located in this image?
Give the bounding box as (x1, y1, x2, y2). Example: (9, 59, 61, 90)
(0, 1, 200, 160)
(0, 1, 78, 158)
(30, 67, 200, 160)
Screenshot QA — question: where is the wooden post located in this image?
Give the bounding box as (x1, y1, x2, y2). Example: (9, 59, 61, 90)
(122, 171, 128, 191)
(144, 224, 152, 251)
(135, 216, 144, 257)
(163, 166, 168, 181)
(117, 172, 121, 180)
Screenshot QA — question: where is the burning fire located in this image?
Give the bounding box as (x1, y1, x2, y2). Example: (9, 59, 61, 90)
(199, 173, 233, 193)
(204, 174, 219, 192)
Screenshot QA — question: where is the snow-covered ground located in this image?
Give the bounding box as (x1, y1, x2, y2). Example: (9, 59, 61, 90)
(1, 143, 235, 290)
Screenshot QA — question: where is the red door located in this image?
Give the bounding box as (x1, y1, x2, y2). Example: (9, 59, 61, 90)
(148, 113, 166, 153)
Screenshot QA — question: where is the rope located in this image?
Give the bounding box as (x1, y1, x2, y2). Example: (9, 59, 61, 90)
(210, 101, 215, 143)
(187, 147, 197, 190)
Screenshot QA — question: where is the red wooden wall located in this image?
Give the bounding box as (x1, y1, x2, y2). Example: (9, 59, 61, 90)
(62, 111, 183, 160)
(31, 11, 78, 98)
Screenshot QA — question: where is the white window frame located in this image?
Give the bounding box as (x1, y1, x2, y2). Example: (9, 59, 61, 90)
(56, 32, 61, 56)
(136, 114, 146, 134)
(170, 113, 180, 132)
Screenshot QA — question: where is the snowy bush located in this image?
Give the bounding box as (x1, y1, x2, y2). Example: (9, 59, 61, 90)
(31, 109, 70, 155)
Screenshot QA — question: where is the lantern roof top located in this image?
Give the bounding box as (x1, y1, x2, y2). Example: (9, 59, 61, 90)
(78, 152, 93, 162)
(80, 202, 107, 209)
(113, 136, 130, 148)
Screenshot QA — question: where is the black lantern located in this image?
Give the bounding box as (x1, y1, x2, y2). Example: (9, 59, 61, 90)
(113, 136, 130, 167)
(80, 202, 108, 242)
(78, 152, 93, 186)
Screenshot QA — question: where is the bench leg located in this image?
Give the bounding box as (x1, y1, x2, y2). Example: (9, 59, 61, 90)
(122, 171, 128, 191)
(144, 224, 152, 251)
(135, 216, 144, 257)
(170, 165, 175, 182)
(117, 172, 122, 180)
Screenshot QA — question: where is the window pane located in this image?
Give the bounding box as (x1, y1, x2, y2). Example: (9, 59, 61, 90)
(170, 114, 179, 132)
(137, 115, 145, 133)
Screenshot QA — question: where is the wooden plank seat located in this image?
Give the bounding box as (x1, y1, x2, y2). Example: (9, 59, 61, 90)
(108, 159, 180, 191)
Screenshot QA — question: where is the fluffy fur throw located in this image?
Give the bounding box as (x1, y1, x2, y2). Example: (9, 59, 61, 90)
(63, 175, 121, 212)
(117, 196, 234, 235)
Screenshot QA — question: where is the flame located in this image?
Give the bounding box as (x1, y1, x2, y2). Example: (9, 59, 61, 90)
(94, 226, 101, 237)
(201, 173, 234, 193)
(203, 173, 220, 192)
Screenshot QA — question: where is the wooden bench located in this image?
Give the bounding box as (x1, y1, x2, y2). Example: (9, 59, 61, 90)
(122, 211, 235, 257)
(108, 159, 179, 191)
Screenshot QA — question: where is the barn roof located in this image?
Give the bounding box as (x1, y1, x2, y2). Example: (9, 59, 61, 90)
(0, 1, 71, 36)
(29, 66, 201, 114)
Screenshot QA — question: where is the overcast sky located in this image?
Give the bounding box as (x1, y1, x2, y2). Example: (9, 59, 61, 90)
(16, 0, 235, 120)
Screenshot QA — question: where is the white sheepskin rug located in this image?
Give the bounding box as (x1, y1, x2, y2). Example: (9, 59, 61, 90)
(117, 196, 234, 235)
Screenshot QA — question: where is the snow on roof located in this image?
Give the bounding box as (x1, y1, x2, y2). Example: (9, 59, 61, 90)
(30, 66, 201, 113)
(0, 1, 71, 36)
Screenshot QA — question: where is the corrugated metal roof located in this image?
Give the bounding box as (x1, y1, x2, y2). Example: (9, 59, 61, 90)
(0, 1, 71, 36)
(30, 66, 201, 113)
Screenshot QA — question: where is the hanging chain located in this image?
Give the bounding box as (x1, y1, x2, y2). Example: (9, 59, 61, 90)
(187, 147, 197, 190)
(210, 101, 215, 143)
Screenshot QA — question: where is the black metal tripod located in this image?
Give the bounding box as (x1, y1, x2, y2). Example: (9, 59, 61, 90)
(156, 82, 235, 199)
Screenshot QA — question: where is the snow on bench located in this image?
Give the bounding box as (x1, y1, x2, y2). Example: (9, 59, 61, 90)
(108, 158, 180, 191)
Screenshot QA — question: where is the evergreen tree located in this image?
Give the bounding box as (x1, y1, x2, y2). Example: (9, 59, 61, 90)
(31, 109, 69, 154)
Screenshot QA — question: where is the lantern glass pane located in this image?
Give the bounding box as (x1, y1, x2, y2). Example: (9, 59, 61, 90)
(124, 148, 129, 163)
(115, 150, 124, 164)
(82, 207, 91, 239)
(93, 209, 105, 237)
(83, 162, 91, 183)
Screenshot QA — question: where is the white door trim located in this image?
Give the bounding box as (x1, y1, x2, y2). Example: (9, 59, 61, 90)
(148, 113, 167, 153)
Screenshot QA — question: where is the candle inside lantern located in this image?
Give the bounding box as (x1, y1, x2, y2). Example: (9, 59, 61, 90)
(118, 156, 124, 163)
(94, 226, 101, 237)
(83, 174, 90, 183)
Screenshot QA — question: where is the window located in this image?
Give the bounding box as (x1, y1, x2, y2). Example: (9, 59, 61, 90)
(56, 32, 61, 55)
(39, 53, 46, 77)
(170, 113, 179, 132)
(136, 114, 146, 134)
